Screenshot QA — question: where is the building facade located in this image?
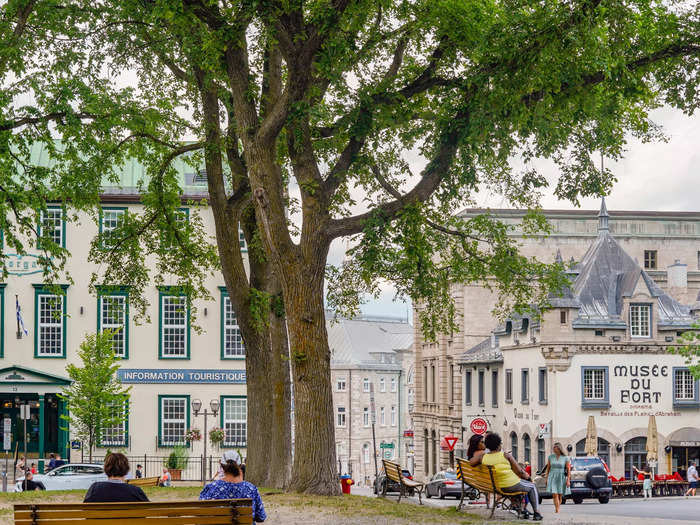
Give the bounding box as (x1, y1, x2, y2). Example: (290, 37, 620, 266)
(0, 152, 249, 465)
(412, 202, 700, 479)
(327, 315, 414, 485)
(458, 202, 700, 478)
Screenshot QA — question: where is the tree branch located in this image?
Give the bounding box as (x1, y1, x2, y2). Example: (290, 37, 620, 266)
(0, 112, 99, 132)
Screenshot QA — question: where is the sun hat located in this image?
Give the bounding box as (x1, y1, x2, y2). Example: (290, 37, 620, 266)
(220, 450, 242, 466)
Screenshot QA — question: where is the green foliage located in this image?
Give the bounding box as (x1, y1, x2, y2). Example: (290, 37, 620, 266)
(164, 446, 189, 470)
(670, 323, 700, 379)
(59, 330, 130, 462)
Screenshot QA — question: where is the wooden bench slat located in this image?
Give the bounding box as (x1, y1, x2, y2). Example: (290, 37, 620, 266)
(15, 507, 235, 519)
(127, 476, 160, 487)
(14, 500, 252, 510)
(14, 518, 242, 525)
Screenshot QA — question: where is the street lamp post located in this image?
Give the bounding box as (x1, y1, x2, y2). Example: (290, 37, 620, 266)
(192, 399, 220, 485)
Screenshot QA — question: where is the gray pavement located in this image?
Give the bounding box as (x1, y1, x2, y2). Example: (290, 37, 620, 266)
(351, 486, 700, 523)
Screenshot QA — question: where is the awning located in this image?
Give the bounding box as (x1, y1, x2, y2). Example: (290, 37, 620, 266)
(669, 427, 700, 447)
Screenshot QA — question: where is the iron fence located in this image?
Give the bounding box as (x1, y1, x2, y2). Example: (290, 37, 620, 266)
(126, 455, 218, 482)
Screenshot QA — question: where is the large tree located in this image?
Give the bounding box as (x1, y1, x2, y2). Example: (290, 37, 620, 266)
(3, 0, 700, 495)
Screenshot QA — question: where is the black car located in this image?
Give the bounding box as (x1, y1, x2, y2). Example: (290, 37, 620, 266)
(535, 456, 612, 504)
(425, 470, 468, 499)
(373, 469, 414, 495)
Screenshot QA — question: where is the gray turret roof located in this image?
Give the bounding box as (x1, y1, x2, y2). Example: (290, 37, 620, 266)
(570, 201, 693, 329)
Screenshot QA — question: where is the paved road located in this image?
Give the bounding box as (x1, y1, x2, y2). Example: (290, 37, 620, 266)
(352, 486, 700, 523)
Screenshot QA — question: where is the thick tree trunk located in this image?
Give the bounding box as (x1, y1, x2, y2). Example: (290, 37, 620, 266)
(283, 259, 340, 495)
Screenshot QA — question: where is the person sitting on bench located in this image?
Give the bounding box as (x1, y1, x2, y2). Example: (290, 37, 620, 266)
(84, 453, 149, 503)
(20, 471, 45, 491)
(481, 432, 542, 521)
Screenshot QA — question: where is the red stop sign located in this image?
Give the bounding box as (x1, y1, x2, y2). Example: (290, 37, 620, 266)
(470, 418, 488, 435)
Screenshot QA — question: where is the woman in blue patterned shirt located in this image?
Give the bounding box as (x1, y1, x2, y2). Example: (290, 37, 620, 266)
(199, 451, 266, 522)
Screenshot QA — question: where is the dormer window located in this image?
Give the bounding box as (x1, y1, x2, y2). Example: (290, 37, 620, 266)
(630, 304, 651, 337)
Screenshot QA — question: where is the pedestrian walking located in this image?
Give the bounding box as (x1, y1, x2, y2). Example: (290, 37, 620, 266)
(684, 461, 698, 497)
(543, 442, 571, 514)
(15, 456, 25, 480)
(84, 453, 148, 503)
(633, 465, 652, 499)
(135, 464, 143, 479)
(47, 453, 56, 471)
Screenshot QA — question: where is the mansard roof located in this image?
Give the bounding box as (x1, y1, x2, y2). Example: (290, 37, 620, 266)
(569, 200, 693, 329)
(458, 337, 503, 364)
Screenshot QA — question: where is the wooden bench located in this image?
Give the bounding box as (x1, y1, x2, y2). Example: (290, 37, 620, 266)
(126, 476, 160, 487)
(14, 499, 253, 525)
(380, 459, 424, 504)
(455, 457, 525, 518)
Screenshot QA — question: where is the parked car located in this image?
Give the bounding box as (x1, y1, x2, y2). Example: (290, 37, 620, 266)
(426, 470, 469, 499)
(15, 463, 108, 492)
(534, 456, 612, 504)
(373, 468, 414, 495)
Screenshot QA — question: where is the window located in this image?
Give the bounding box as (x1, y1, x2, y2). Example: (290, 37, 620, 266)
(538, 367, 547, 404)
(423, 366, 428, 401)
(510, 432, 518, 461)
(34, 285, 68, 358)
(624, 437, 647, 479)
(644, 250, 657, 269)
(159, 395, 189, 446)
(379, 377, 386, 392)
(505, 369, 513, 403)
(391, 406, 396, 426)
(560, 310, 567, 324)
(336, 377, 347, 392)
(239, 228, 248, 252)
(159, 290, 189, 359)
(575, 437, 610, 466)
(431, 364, 436, 402)
(673, 367, 699, 407)
(363, 407, 369, 427)
(363, 443, 370, 464)
(221, 396, 247, 447)
(98, 290, 128, 358)
(595, 329, 604, 337)
(581, 366, 610, 408)
(537, 438, 546, 472)
(523, 434, 531, 464)
(391, 377, 397, 392)
(464, 371, 472, 405)
(630, 304, 651, 337)
(521, 369, 529, 404)
(99, 398, 128, 447)
(492, 370, 498, 407)
(38, 207, 64, 248)
(100, 208, 126, 249)
(478, 370, 485, 406)
(449, 364, 455, 404)
(380, 406, 385, 426)
(337, 406, 346, 427)
(161, 208, 189, 250)
(221, 291, 244, 358)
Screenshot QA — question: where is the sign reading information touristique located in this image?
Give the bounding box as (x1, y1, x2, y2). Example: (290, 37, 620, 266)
(117, 369, 246, 384)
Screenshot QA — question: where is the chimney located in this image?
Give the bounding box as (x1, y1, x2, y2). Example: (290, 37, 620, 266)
(667, 259, 687, 289)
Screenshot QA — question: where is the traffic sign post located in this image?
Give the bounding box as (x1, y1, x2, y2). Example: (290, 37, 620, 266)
(470, 418, 488, 435)
(537, 422, 551, 439)
(443, 435, 459, 451)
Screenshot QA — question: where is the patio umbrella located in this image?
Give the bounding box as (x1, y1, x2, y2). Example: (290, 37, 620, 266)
(647, 415, 658, 477)
(585, 415, 597, 456)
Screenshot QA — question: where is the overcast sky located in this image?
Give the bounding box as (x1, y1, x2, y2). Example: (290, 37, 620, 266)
(343, 106, 700, 321)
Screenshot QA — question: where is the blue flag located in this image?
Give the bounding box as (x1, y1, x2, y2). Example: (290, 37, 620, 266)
(16, 297, 28, 336)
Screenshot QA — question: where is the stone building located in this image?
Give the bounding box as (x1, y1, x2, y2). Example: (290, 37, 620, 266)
(412, 200, 700, 479)
(328, 314, 414, 485)
(1, 146, 248, 468)
(457, 201, 700, 478)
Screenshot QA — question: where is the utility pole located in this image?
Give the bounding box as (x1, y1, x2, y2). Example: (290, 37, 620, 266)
(370, 383, 378, 479)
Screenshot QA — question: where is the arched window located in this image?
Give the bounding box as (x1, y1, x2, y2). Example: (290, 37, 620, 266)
(431, 430, 438, 475)
(510, 432, 518, 461)
(624, 437, 647, 479)
(537, 438, 546, 472)
(575, 437, 611, 467)
(424, 429, 429, 475)
(362, 443, 370, 464)
(523, 434, 531, 464)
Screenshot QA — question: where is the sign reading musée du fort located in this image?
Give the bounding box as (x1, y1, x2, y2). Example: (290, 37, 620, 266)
(600, 364, 680, 417)
(117, 369, 246, 384)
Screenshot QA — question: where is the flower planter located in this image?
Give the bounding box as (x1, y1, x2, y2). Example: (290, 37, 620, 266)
(169, 468, 182, 481)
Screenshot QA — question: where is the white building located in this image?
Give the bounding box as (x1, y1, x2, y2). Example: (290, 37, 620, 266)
(327, 315, 414, 485)
(458, 201, 700, 478)
(1, 150, 249, 470)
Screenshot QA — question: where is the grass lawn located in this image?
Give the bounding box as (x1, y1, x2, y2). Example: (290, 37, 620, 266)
(0, 486, 506, 524)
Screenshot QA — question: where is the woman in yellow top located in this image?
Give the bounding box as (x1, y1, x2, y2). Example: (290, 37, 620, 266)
(481, 433, 543, 521)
